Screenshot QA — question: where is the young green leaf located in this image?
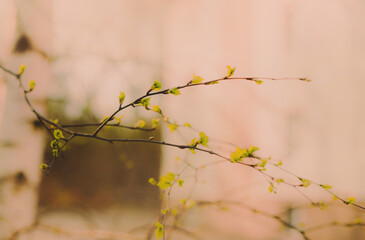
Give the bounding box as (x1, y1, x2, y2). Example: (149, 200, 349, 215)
(18, 65, 26, 75)
(139, 97, 151, 109)
(156, 172, 176, 190)
(52, 149, 58, 158)
(255, 80, 263, 85)
(248, 146, 259, 155)
(115, 116, 122, 125)
(257, 159, 268, 171)
(205, 80, 219, 85)
(168, 124, 178, 133)
(134, 120, 146, 128)
(192, 74, 203, 84)
(150, 80, 162, 91)
(268, 182, 277, 194)
(300, 178, 311, 187)
(50, 140, 59, 149)
(148, 177, 157, 185)
(226, 65, 236, 78)
(28, 80, 36, 92)
(244, 146, 259, 158)
(321, 184, 332, 190)
(354, 218, 363, 224)
(276, 178, 285, 185)
(346, 197, 356, 205)
(152, 118, 160, 128)
(199, 132, 209, 147)
(50, 119, 59, 129)
(155, 221, 164, 239)
(230, 147, 248, 162)
(269, 183, 277, 193)
(161, 208, 169, 215)
(157, 181, 171, 190)
(300, 78, 312, 82)
(178, 179, 184, 187)
(40, 164, 49, 170)
(118, 91, 126, 105)
(275, 161, 283, 166)
(165, 172, 176, 181)
(183, 123, 191, 127)
(152, 105, 162, 114)
(189, 138, 198, 154)
(168, 87, 181, 95)
(171, 208, 178, 216)
(53, 129, 64, 139)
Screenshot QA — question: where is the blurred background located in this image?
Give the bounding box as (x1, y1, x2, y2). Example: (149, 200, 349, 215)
(0, 0, 365, 239)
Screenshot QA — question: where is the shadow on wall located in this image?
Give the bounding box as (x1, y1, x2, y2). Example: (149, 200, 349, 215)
(38, 106, 161, 210)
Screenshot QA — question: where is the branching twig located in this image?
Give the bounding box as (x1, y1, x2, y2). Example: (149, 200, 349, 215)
(1, 63, 364, 240)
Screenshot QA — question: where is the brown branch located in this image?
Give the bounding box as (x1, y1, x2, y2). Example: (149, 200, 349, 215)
(305, 221, 365, 233)
(89, 75, 307, 136)
(193, 200, 310, 240)
(61, 122, 156, 131)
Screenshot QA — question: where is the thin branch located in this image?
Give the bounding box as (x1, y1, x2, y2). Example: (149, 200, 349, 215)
(61, 123, 156, 131)
(305, 221, 365, 233)
(194, 200, 310, 240)
(89, 75, 307, 136)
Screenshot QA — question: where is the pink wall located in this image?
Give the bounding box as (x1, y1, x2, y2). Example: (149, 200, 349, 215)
(1, 0, 364, 239)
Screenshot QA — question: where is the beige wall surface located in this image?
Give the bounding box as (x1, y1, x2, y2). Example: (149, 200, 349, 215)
(251, 0, 365, 194)
(0, 0, 364, 239)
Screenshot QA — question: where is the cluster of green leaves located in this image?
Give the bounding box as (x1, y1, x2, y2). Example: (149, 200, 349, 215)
(191, 74, 203, 84)
(189, 132, 209, 154)
(18, 65, 37, 92)
(149, 172, 184, 190)
(300, 178, 311, 187)
(230, 146, 259, 162)
(152, 105, 162, 114)
(155, 221, 164, 239)
(161, 207, 179, 216)
(50, 139, 60, 158)
(139, 97, 151, 109)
